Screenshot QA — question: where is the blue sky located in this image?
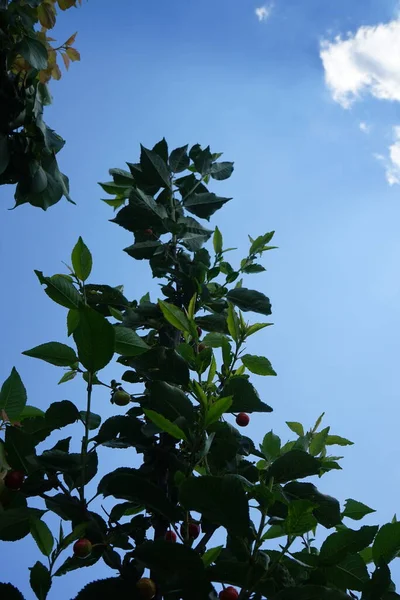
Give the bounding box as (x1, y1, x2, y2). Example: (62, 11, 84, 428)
(2, 0, 400, 596)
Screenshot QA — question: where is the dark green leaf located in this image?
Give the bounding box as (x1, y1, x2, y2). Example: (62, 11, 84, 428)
(284, 500, 317, 535)
(0, 133, 9, 176)
(184, 192, 231, 220)
(0, 583, 25, 599)
(169, 145, 190, 173)
(202, 332, 227, 348)
(30, 562, 51, 600)
(0, 367, 27, 420)
(372, 522, 400, 564)
(273, 585, 352, 600)
(196, 313, 228, 334)
(147, 381, 194, 423)
(284, 482, 341, 528)
(114, 326, 150, 356)
(221, 376, 273, 413)
(98, 468, 182, 522)
(324, 553, 369, 592)
(44, 494, 82, 522)
(35, 271, 82, 310)
(180, 475, 250, 537)
(241, 354, 277, 376)
(159, 300, 190, 332)
(79, 411, 101, 430)
(0, 508, 35, 541)
(210, 162, 234, 181)
(226, 288, 272, 316)
(124, 240, 163, 260)
(22, 342, 78, 367)
(325, 435, 353, 446)
(17, 37, 48, 70)
(140, 144, 171, 188)
(178, 216, 213, 250)
(343, 499, 376, 521)
(73, 307, 115, 372)
(30, 520, 54, 557)
(205, 396, 233, 427)
(267, 450, 321, 484)
(249, 231, 275, 255)
(319, 525, 379, 566)
(5, 426, 36, 472)
(46, 400, 79, 429)
(71, 237, 92, 282)
(53, 553, 101, 577)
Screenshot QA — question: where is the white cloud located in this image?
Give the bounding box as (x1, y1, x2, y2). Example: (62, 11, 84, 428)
(384, 126, 400, 185)
(255, 4, 273, 22)
(320, 19, 400, 108)
(359, 121, 371, 133)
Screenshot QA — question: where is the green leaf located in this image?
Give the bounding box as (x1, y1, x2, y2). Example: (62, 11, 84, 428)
(245, 322, 273, 337)
(169, 145, 190, 173)
(205, 396, 233, 427)
(319, 525, 379, 566)
(202, 545, 223, 567)
(0, 368, 27, 420)
(372, 522, 400, 564)
(323, 553, 369, 592)
(284, 482, 341, 528)
(325, 435, 354, 446)
(0, 508, 37, 541)
(17, 36, 48, 70)
(140, 144, 171, 188)
(159, 300, 190, 333)
(284, 500, 318, 536)
(241, 354, 277, 376)
(4, 426, 36, 472)
(221, 376, 273, 413)
(99, 468, 182, 522)
(213, 226, 223, 254)
(267, 450, 321, 484)
(180, 475, 250, 537)
(211, 161, 234, 181)
(71, 237, 92, 282)
(0, 583, 25, 599)
(79, 411, 101, 430)
(30, 520, 54, 557)
(114, 326, 150, 356)
(35, 271, 82, 310)
(249, 231, 275, 255)
(19, 405, 45, 420)
(227, 303, 240, 342)
(286, 421, 304, 436)
(73, 307, 115, 372)
(226, 288, 272, 316)
(22, 342, 78, 367)
(143, 409, 187, 441)
(309, 426, 330, 456)
(30, 561, 51, 600)
(196, 313, 228, 334)
(202, 332, 227, 348)
(261, 431, 281, 460)
(363, 562, 392, 600)
(147, 381, 194, 423)
(184, 192, 231, 220)
(58, 370, 77, 384)
(343, 499, 376, 521)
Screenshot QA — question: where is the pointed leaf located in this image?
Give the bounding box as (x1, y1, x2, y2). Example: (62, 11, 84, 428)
(267, 450, 321, 483)
(35, 271, 82, 310)
(73, 307, 114, 372)
(0, 368, 27, 420)
(343, 499, 376, 521)
(226, 288, 272, 316)
(241, 354, 277, 376)
(30, 520, 54, 557)
(71, 237, 92, 282)
(372, 522, 400, 564)
(143, 409, 187, 440)
(30, 562, 51, 600)
(22, 342, 78, 367)
(169, 145, 189, 173)
(210, 162, 234, 181)
(205, 396, 233, 427)
(114, 326, 150, 356)
(159, 300, 190, 333)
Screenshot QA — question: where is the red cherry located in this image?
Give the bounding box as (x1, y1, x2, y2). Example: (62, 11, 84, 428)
(236, 412, 250, 427)
(73, 538, 92, 559)
(4, 470, 25, 491)
(144, 229, 153, 235)
(165, 530, 177, 542)
(219, 587, 239, 600)
(180, 521, 200, 540)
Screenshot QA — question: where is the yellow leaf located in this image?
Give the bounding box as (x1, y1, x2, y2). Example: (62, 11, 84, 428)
(66, 47, 80, 62)
(51, 63, 62, 80)
(61, 52, 70, 70)
(64, 32, 77, 47)
(39, 68, 52, 84)
(47, 48, 57, 66)
(58, 0, 76, 9)
(38, 3, 56, 30)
